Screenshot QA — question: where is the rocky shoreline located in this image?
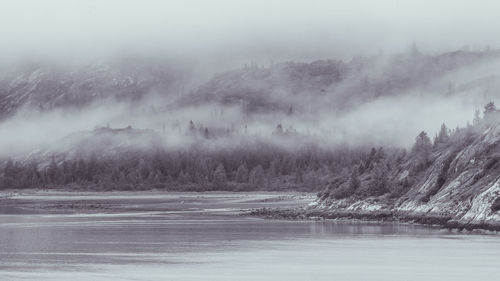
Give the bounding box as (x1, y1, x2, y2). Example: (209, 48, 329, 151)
(246, 207, 500, 233)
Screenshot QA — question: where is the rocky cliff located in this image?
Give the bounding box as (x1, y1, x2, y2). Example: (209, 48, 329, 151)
(309, 121, 500, 230)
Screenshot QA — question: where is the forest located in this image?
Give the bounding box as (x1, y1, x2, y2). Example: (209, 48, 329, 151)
(1, 102, 494, 199)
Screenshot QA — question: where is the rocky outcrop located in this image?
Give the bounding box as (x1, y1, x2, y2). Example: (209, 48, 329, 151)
(309, 123, 500, 231)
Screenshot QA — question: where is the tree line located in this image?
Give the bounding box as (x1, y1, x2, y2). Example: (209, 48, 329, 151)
(320, 101, 499, 201)
(0, 144, 370, 191)
(1, 102, 498, 198)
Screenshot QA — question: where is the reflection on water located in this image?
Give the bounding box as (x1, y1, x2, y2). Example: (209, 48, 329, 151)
(0, 193, 499, 281)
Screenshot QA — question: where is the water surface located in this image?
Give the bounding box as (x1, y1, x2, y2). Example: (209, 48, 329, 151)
(0, 192, 498, 281)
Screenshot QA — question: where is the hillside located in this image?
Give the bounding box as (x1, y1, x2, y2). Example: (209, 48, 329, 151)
(181, 49, 500, 114)
(281, 107, 500, 230)
(0, 58, 188, 119)
(2, 49, 500, 119)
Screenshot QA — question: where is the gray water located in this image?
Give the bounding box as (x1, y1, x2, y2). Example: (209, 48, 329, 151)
(0, 192, 499, 281)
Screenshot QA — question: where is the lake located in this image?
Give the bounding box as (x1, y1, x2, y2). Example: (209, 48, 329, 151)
(0, 192, 499, 281)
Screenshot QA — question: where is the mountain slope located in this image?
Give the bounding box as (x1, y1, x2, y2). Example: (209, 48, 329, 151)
(2, 49, 500, 120)
(181, 49, 500, 114)
(0, 58, 187, 119)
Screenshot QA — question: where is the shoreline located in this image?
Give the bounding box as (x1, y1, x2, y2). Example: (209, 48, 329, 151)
(2, 189, 499, 234)
(245, 207, 500, 233)
(0, 190, 315, 215)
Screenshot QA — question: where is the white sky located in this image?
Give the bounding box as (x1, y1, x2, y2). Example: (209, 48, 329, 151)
(0, 0, 500, 65)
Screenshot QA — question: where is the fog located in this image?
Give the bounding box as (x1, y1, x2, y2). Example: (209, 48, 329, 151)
(1, 1, 500, 158)
(0, 59, 489, 158)
(2, 0, 500, 65)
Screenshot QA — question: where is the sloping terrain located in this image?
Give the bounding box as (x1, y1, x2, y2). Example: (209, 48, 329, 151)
(311, 118, 500, 230)
(0, 58, 188, 119)
(181, 49, 500, 114)
(2, 49, 500, 119)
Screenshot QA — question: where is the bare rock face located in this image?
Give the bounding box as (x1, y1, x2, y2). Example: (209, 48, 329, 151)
(461, 179, 500, 222)
(418, 124, 500, 225)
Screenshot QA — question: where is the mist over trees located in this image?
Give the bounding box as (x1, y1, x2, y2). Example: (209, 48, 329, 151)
(1, 46, 500, 200)
(1, 48, 500, 157)
(1, 102, 495, 202)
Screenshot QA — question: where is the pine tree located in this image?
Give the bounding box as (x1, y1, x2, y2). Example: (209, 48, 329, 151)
(375, 147, 385, 161)
(366, 147, 377, 169)
(437, 123, 449, 144)
(370, 161, 389, 196)
(349, 165, 361, 190)
(76, 159, 87, 182)
(1, 159, 15, 189)
(178, 170, 189, 184)
(138, 159, 150, 180)
(47, 157, 59, 184)
(213, 164, 227, 188)
(483, 101, 499, 126)
(188, 120, 196, 134)
(484, 101, 497, 115)
(412, 131, 433, 170)
(473, 109, 481, 126)
(235, 164, 249, 183)
(276, 124, 284, 135)
(250, 165, 265, 187)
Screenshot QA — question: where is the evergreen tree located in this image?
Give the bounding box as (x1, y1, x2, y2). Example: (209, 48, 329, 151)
(483, 101, 499, 126)
(213, 164, 227, 188)
(366, 147, 377, 169)
(138, 159, 150, 180)
(275, 124, 284, 135)
(412, 131, 433, 170)
(437, 123, 449, 144)
(76, 159, 87, 182)
(178, 170, 189, 184)
(473, 109, 481, 126)
(349, 165, 361, 190)
(235, 164, 249, 183)
(47, 157, 59, 184)
(188, 120, 196, 134)
(484, 101, 497, 115)
(250, 165, 265, 187)
(370, 161, 389, 196)
(374, 147, 385, 162)
(1, 159, 15, 189)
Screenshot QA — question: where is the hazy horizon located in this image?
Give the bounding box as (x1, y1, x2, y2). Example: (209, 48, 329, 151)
(1, 0, 500, 68)
(1, 0, 500, 158)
